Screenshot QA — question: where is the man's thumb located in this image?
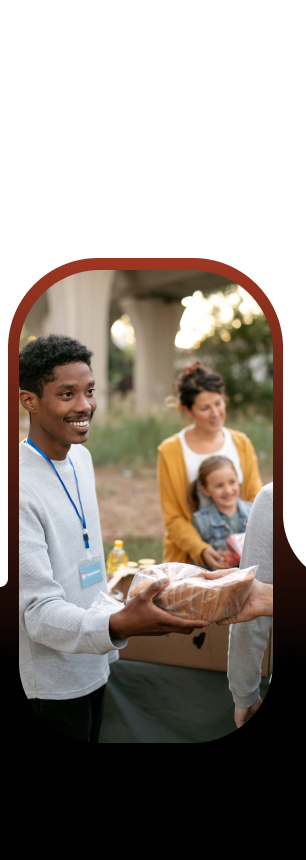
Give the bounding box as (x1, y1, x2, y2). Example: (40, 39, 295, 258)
(146, 575, 170, 595)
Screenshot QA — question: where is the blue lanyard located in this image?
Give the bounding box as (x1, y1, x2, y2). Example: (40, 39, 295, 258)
(26, 437, 89, 548)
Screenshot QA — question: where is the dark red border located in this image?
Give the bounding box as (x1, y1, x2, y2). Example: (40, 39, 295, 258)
(7, 258, 304, 745)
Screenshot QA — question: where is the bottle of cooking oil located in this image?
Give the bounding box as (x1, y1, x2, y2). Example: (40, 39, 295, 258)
(106, 540, 129, 577)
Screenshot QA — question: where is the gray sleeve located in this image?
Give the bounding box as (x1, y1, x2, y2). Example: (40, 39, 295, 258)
(227, 483, 273, 708)
(19, 492, 128, 656)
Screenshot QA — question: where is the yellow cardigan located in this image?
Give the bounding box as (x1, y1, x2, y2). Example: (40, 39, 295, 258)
(157, 429, 263, 567)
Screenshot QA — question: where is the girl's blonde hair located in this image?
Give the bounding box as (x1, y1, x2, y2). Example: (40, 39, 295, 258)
(187, 456, 238, 513)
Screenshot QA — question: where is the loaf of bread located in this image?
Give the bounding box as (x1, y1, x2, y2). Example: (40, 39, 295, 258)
(128, 563, 256, 623)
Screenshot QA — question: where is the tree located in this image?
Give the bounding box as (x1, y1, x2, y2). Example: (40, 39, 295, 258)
(108, 337, 133, 395)
(175, 285, 273, 415)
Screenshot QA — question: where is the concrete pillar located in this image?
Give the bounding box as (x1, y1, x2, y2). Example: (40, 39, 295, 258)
(41, 270, 115, 415)
(120, 297, 183, 411)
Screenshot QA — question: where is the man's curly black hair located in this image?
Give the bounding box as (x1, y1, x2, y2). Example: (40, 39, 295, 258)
(19, 334, 94, 399)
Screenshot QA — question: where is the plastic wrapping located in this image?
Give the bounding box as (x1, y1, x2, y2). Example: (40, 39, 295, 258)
(91, 590, 125, 611)
(127, 562, 258, 624)
(224, 533, 246, 566)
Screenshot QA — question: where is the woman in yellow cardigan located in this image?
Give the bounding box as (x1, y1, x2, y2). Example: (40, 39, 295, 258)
(157, 361, 263, 570)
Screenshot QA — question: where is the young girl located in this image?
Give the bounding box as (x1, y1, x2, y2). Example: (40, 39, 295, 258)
(188, 455, 252, 569)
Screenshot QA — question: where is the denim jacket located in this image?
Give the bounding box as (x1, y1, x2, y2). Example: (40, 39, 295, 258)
(192, 497, 252, 554)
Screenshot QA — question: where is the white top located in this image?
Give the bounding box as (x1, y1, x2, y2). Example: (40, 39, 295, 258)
(19, 439, 128, 700)
(23, 437, 71, 469)
(177, 425, 243, 484)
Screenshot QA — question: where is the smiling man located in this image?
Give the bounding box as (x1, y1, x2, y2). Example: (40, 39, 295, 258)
(19, 334, 207, 743)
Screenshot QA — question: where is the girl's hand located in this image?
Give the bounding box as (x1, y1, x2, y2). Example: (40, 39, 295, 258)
(202, 546, 229, 570)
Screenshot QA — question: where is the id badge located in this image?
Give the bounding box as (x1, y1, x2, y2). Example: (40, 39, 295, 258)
(78, 555, 104, 589)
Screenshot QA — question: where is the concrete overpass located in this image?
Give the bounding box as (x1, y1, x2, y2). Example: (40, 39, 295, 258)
(23, 269, 234, 413)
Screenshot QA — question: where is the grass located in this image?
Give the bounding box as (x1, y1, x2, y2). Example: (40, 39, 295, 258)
(224, 410, 273, 469)
(19, 399, 273, 477)
(103, 537, 164, 566)
(84, 403, 273, 471)
(84, 409, 185, 468)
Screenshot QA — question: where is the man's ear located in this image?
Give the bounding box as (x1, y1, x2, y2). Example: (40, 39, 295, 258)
(19, 391, 38, 415)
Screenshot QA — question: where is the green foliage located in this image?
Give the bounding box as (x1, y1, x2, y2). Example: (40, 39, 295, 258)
(108, 338, 133, 394)
(195, 301, 273, 414)
(225, 410, 273, 468)
(107, 287, 273, 415)
(103, 537, 164, 565)
(84, 408, 186, 467)
(85, 405, 272, 471)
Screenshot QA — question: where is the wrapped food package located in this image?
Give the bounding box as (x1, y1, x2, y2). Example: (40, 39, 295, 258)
(127, 562, 257, 624)
(224, 533, 246, 566)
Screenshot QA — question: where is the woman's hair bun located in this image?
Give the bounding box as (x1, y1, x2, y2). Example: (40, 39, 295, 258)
(174, 360, 225, 409)
(180, 360, 203, 378)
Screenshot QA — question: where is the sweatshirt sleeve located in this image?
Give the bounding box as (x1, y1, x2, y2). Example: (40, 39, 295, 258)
(19, 489, 128, 656)
(227, 483, 273, 707)
(157, 450, 209, 565)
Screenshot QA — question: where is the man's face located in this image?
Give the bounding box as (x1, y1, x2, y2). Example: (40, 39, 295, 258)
(31, 362, 97, 447)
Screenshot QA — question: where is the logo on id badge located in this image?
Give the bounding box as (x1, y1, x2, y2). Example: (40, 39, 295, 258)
(79, 556, 103, 588)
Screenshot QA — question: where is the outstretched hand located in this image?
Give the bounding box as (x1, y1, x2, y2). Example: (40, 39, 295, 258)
(216, 579, 273, 624)
(108, 576, 210, 639)
(199, 570, 273, 623)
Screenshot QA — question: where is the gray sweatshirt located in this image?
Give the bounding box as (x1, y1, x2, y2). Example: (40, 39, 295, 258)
(19, 439, 128, 700)
(227, 482, 273, 708)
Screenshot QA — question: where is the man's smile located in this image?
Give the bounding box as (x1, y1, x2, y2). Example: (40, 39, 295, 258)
(65, 416, 91, 430)
(66, 418, 91, 425)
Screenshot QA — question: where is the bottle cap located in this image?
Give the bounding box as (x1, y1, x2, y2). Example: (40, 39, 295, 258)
(114, 540, 123, 547)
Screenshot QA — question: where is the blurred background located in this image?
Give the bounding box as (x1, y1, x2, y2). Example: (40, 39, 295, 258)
(19, 269, 273, 565)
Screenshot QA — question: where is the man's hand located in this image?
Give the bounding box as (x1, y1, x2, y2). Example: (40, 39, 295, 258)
(216, 579, 273, 624)
(108, 576, 210, 639)
(202, 547, 229, 570)
(234, 696, 262, 728)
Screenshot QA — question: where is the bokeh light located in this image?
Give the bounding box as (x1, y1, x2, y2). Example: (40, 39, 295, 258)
(111, 286, 264, 354)
(175, 284, 263, 350)
(111, 315, 135, 350)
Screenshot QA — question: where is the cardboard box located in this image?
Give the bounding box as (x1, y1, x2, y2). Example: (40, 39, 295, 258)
(108, 568, 273, 676)
(107, 567, 135, 600)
